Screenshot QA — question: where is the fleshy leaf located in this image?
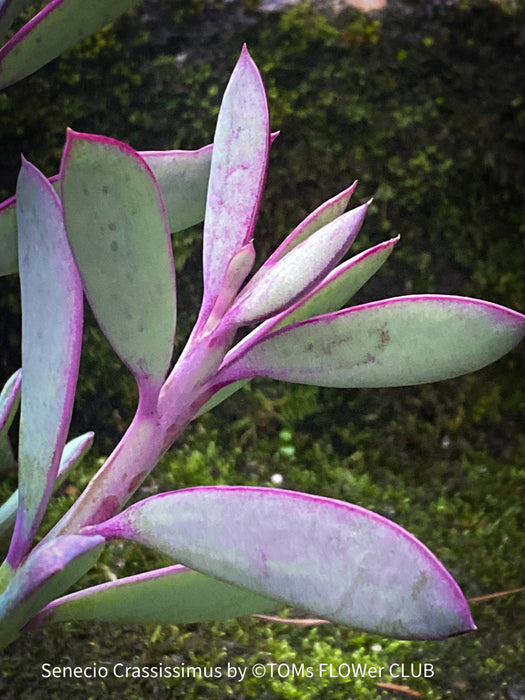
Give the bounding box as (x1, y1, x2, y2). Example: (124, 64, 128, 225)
(204, 243, 256, 333)
(0, 0, 140, 90)
(249, 182, 357, 288)
(221, 295, 525, 388)
(201, 45, 269, 324)
(61, 130, 177, 397)
(89, 486, 475, 640)
(0, 145, 214, 278)
(141, 145, 212, 235)
(1, 135, 276, 279)
(0, 534, 104, 649)
(7, 158, 83, 568)
(0, 368, 21, 471)
(275, 236, 399, 329)
(32, 564, 276, 627)
(0, 432, 94, 540)
(227, 202, 370, 326)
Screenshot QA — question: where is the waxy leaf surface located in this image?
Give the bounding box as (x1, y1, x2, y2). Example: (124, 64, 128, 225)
(91, 486, 475, 640)
(228, 202, 370, 325)
(8, 158, 83, 567)
(0, 145, 213, 278)
(0, 0, 140, 89)
(0, 432, 94, 539)
(201, 45, 269, 323)
(61, 131, 177, 395)
(35, 564, 276, 626)
(220, 238, 397, 379)
(141, 145, 211, 235)
(0, 534, 104, 648)
(275, 237, 398, 329)
(223, 296, 525, 388)
(252, 183, 357, 282)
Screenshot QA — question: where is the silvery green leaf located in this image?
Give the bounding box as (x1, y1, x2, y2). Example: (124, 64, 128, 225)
(33, 564, 276, 627)
(7, 158, 82, 568)
(61, 131, 177, 398)
(200, 45, 269, 325)
(89, 486, 475, 640)
(251, 182, 357, 284)
(0, 369, 21, 472)
(227, 202, 370, 326)
(221, 295, 525, 388)
(275, 236, 399, 329)
(0, 368, 21, 437)
(0, 145, 213, 278)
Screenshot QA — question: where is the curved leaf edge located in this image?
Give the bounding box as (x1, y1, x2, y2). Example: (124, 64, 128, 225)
(86, 485, 476, 640)
(219, 294, 525, 386)
(28, 563, 277, 628)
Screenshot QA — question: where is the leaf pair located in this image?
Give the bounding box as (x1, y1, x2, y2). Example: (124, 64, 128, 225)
(27, 485, 475, 641)
(0, 144, 213, 278)
(6, 122, 179, 563)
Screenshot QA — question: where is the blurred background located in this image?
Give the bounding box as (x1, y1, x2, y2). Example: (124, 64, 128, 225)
(0, 1, 524, 697)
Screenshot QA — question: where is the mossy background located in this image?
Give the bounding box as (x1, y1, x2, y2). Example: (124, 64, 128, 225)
(1, 0, 524, 697)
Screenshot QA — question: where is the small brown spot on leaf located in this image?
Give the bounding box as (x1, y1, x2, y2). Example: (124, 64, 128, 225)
(378, 325, 390, 350)
(411, 571, 428, 600)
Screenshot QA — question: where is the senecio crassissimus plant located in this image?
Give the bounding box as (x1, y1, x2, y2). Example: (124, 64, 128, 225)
(0, 3, 524, 653)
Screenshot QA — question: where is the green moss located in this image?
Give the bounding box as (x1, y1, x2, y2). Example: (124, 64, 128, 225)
(1, 0, 525, 696)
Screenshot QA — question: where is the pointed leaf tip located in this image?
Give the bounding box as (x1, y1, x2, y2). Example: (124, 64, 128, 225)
(2, 133, 285, 281)
(201, 45, 269, 323)
(228, 200, 370, 325)
(224, 295, 525, 388)
(272, 235, 400, 330)
(92, 486, 474, 640)
(252, 182, 359, 277)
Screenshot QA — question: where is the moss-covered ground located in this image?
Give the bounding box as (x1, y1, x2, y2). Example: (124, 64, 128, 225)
(1, 1, 524, 697)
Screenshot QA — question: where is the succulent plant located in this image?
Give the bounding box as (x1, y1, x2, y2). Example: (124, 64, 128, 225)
(0, 37, 523, 650)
